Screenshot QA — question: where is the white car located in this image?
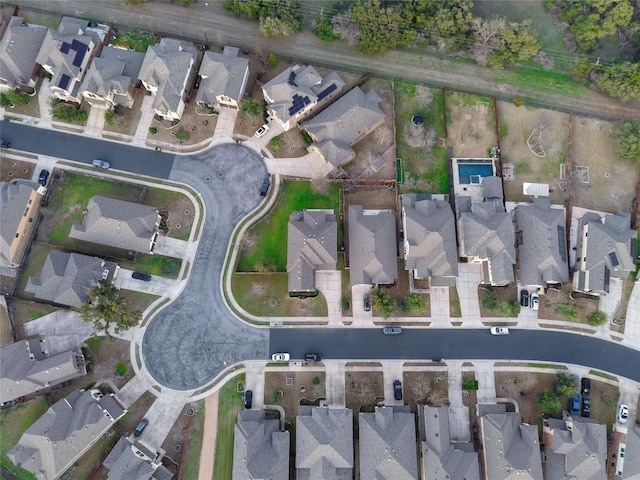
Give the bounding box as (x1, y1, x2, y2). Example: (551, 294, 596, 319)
(490, 326, 510, 336)
(271, 353, 290, 361)
(618, 404, 629, 423)
(255, 124, 269, 138)
(530, 292, 539, 311)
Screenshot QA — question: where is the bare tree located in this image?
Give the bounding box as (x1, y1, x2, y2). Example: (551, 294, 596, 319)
(354, 382, 375, 404)
(332, 13, 362, 47)
(411, 378, 432, 401)
(471, 17, 504, 67)
(374, 126, 392, 146)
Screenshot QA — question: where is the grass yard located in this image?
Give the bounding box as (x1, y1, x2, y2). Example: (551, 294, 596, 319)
(180, 401, 206, 480)
(213, 374, 245, 480)
(494, 67, 588, 98)
(110, 30, 157, 53)
(0, 398, 48, 480)
(128, 253, 182, 279)
(118, 290, 161, 314)
(237, 180, 340, 272)
(5, 297, 61, 340)
(450, 287, 462, 318)
(231, 273, 328, 317)
(478, 284, 520, 318)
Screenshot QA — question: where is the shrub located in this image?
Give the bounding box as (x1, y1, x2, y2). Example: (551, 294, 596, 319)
(268, 53, 279, 68)
(104, 108, 116, 126)
(555, 371, 578, 397)
(115, 362, 127, 377)
(587, 310, 607, 326)
(463, 379, 479, 390)
(371, 288, 396, 318)
(557, 302, 579, 321)
(301, 131, 313, 146)
(538, 388, 562, 414)
(312, 376, 321, 385)
(481, 293, 497, 310)
(149, 126, 158, 135)
(316, 18, 339, 41)
(404, 293, 427, 313)
(51, 101, 87, 123)
(268, 136, 284, 150)
(513, 97, 524, 107)
(174, 129, 189, 142)
(240, 98, 262, 117)
(0, 90, 30, 107)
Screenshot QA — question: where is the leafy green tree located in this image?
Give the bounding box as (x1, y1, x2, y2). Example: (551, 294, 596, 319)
(260, 16, 294, 37)
(538, 388, 562, 415)
(596, 61, 640, 103)
(0, 89, 30, 107)
(240, 98, 263, 117)
(555, 372, 578, 397)
(404, 293, 428, 313)
(488, 20, 541, 69)
(557, 303, 579, 321)
(51, 101, 87, 123)
(268, 135, 284, 150)
(224, 0, 303, 35)
(407, 0, 474, 52)
(80, 282, 142, 337)
(587, 310, 608, 326)
(616, 122, 640, 164)
(370, 288, 396, 318)
(351, 0, 416, 55)
(315, 17, 339, 41)
(481, 293, 497, 310)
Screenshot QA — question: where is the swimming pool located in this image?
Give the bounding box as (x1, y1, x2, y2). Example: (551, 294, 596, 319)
(458, 162, 494, 184)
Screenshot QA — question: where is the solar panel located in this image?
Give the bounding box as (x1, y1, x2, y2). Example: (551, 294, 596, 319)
(317, 83, 337, 101)
(59, 74, 71, 90)
(60, 42, 70, 54)
(608, 252, 619, 267)
(72, 48, 86, 67)
(557, 226, 567, 263)
(288, 71, 297, 87)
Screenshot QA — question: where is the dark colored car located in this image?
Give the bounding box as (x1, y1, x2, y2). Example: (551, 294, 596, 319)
(0, 139, 10, 148)
(569, 395, 580, 416)
(393, 379, 403, 401)
(304, 353, 322, 362)
(260, 176, 271, 196)
(244, 390, 253, 409)
(38, 169, 49, 186)
(364, 294, 371, 312)
(134, 418, 149, 436)
(520, 290, 529, 307)
(132, 272, 152, 281)
(581, 398, 591, 417)
(581, 378, 590, 398)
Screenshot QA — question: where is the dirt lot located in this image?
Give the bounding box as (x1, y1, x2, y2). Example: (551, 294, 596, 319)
(0, 158, 35, 182)
(403, 371, 449, 413)
(264, 369, 326, 419)
(478, 284, 519, 318)
(538, 284, 599, 323)
(495, 371, 556, 426)
(570, 117, 638, 213)
(446, 91, 498, 158)
(102, 90, 145, 138)
(497, 101, 569, 205)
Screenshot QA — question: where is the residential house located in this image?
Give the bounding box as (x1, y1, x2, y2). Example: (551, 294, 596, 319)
(418, 405, 480, 480)
(0, 339, 86, 406)
(79, 46, 145, 108)
(69, 196, 160, 253)
(102, 436, 174, 480)
(287, 210, 337, 293)
(348, 205, 398, 286)
(457, 176, 516, 285)
(515, 198, 569, 289)
(478, 404, 543, 480)
(359, 406, 418, 480)
(612, 424, 640, 479)
(138, 38, 196, 121)
(25, 251, 118, 307)
(296, 406, 353, 480)
(232, 410, 290, 480)
(196, 46, 249, 110)
(401, 194, 458, 286)
(0, 16, 48, 92)
(573, 211, 637, 295)
(36, 17, 101, 102)
(543, 416, 607, 480)
(303, 87, 385, 168)
(262, 64, 344, 131)
(8, 389, 126, 480)
(0, 181, 46, 278)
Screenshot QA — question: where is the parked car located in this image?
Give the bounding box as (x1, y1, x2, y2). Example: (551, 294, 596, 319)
(393, 380, 403, 401)
(618, 404, 629, 423)
(530, 292, 539, 311)
(383, 326, 402, 335)
(569, 395, 580, 416)
(581, 378, 591, 398)
(255, 124, 269, 138)
(304, 353, 322, 362)
(271, 353, 290, 361)
(260, 176, 271, 196)
(520, 290, 529, 307)
(490, 326, 510, 336)
(92, 159, 110, 169)
(38, 169, 49, 186)
(132, 271, 152, 281)
(244, 390, 253, 409)
(363, 294, 371, 312)
(0, 139, 9, 148)
(134, 418, 149, 436)
(581, 398, 591, 417)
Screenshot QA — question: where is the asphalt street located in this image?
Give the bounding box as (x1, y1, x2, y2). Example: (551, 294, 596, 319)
(0, 120, 174, 178)
(270, 328, 640, 382)
(141, 143, 269, 390)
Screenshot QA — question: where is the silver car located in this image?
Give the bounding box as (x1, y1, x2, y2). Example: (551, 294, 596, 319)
(92, 159, 110, 169)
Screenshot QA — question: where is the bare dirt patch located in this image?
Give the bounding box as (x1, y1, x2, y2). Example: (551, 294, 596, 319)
(447, 92, 498, 158)
(6, 298, 61, 340)
(149, 100, 218, 148)
(588, 379, 619, 428)
(495, 371, 556, 426)
(102, 90, 145, 138)
(345, 370, 384, 413)
(538, 284, 599, 323)
(0, 158, 35, 182)
(267, 128, 308, 159)
(478, 284, 519, 318)
(403, 371, 449, 413)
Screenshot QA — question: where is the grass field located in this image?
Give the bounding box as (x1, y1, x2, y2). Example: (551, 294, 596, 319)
(130, 253, 182, 279)
(213, 374, 245, 480)
(181, 400, 205, 480)
(110, 30, 157, 53)
(237, 180, 340, 272)
(495, 66, 589, 98)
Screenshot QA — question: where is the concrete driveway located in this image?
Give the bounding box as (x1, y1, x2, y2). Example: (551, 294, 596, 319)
(141, 144, 269, 390)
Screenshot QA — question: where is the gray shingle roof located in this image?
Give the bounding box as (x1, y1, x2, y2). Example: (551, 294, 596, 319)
(7, 389, 126, 480)
(0, 340, 86, 405)
(544, 417, 606, 480)
(138, 38, 195, 116)
(0, 180, 42, 269)
(287, 210, 337, 292)
(69, 196, 159, 253)
(401, 195, 458, 283)
(419, 406, 480, 480)
(575, 212, 636, 293)
(79, 47, 144, 105)
(359, 406, 418, 480)
(516, 198, 569, 287)
(102, 436, 173, 480)
(621, 425, 640, 479)
(348, 205, 398, 286)
(296, 406, 353, 480)
(0, 16, 48, 89)
(195, 46, 249, 107)
(232, 409, 290, 480)
(303, 87, 385, 167)
(480, 412, 543, 480)
(25, 251, 118, 307)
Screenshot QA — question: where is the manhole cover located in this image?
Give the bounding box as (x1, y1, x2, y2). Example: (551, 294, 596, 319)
(203, 175, 212, 183)
(216, 170, 224, 180)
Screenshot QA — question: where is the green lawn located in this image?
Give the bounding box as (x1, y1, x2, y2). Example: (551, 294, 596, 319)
(231, 273, 328, 317)
(1, 398, 48, 480)
(181, 400, 206, 480)
(213, 374, 245, 480)
(110, 30, 157, 53)
(237, 180, 340, 272)
(494, 66, 589, 98)
(130, 254, 182, 279)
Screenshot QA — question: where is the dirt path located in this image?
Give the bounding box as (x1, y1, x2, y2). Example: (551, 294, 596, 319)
(198, 391, 219, 480)
(18, 0, 640, 121)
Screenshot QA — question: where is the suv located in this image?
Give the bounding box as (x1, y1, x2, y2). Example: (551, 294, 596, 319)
(260, 176, 271, 196)
(255, 124, 269, 138)
(363, 294, 371, 312)
(92, 159, 110, 169)
(38, 169, 50, 186)
(383, 327, 402, 335)
(134, 419, 149, 436)
(244, 390, 253, 409)
(132, 271, 152, 281)
(393, 380, 403, 401)
(581, 398, 591, 417)
(530, 292, 539, 311)
(304, 353, 322, 362)
(520, 290, 529, 307)
(569, 395, 580, 416)
(581, 378, 590, 398)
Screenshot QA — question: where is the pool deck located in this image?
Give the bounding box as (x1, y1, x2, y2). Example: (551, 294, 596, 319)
(452, 157, 498, 203)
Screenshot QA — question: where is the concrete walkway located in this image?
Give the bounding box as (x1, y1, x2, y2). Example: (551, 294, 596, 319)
(456, 263, 482, 321)
(430, 286, 450, 325)
(132, 95, 156, 146)
(325, 361, 346, 408)
(85, 104, 108, 137)
(315, 270, 342, 325)
(447, 360, 471, 442)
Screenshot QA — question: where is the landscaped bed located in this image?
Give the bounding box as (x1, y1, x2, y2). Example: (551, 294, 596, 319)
(537, 284, 599, 324)
(478, 284, 520, 318)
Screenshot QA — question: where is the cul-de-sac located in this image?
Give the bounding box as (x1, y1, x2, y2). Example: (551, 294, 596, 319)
(1, 1, 640, 479)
